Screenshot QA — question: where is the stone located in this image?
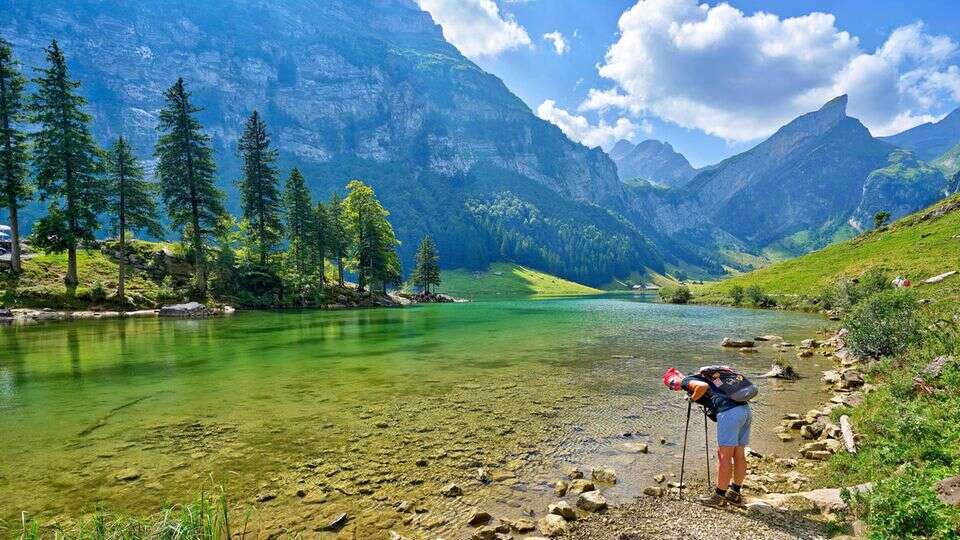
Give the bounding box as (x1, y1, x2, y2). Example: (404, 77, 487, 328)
(801, 422, 825, 440)
(622, 442, 649, 454)
(923, 356, 955, 378)
(0, 308, 13, 318)
(477, 468, 491, 483)
(822, 370, 842, 384)
(553, 479, 569, 496)
(936, 476, 960, 508)
(548, 501, 576, 520)
(797, 350, 814, 358)
(389, 532, 410, 540)
(739, 347, 759, 353)
(536, 514, 568, 537)
(576, 491, 608, 512)
(471, 526, 497, 540)
(159, 302, 212, 318)
(755, 335, 783, 342)
(643, 486, 665, 497)
(512, 518, 536, 532)
(441, 483, 462, 497)
(777, 433, 794, 442)
(800, 338, 820, 348)
(114, 468, 141, 482)
(396, 500, 412, 513)
(840, 370, 865, 389)
(323, 512, 349, 531)
(924, 270, 957, 284)
(255, 491, 277, 502)
(591, 467, 617, 484)
(567, 479, 595, 495)
(468, 510, 492, 526)
(654, 474, 665, 484)
(722, 337, 755, 348)
(567, 468, 584, 480)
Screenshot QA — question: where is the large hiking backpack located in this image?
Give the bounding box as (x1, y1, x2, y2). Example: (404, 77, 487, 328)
(696, 365, 758, 402)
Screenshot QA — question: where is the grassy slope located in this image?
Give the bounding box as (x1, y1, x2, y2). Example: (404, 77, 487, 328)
(440, 262, 600, 299)
(697, 194, 960, 306)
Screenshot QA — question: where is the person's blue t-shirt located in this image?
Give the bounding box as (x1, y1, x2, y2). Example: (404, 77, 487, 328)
(681, 374, 744, 418)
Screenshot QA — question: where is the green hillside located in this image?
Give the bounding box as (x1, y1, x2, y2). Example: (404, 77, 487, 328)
(697, 194, 960, 306)
(440, 262, 601, 300)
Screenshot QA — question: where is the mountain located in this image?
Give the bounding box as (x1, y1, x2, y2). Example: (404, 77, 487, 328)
(1, 0, 690, 286)
(880, 108, 960, 160)
(609, 139, 696, 188)
(933, 143, 960, 179)
(628, 95, 955, 263)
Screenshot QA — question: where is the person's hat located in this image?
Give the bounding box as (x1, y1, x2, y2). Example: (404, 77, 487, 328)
(663, 367, 683, 391)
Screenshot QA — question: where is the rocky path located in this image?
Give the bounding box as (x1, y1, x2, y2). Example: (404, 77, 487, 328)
(567, 495, 827, 540)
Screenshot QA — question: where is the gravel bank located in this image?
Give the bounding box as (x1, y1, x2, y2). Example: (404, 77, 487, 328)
(567, 495, 827, 539)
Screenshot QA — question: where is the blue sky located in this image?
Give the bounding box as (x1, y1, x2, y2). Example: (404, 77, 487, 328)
(418, 1, 960, 167)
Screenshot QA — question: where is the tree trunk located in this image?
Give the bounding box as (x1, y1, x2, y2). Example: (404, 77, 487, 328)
(318, 247, 325, 285)
(117, 167, 126, 306)
(337, 257, 344, 287)
(8, 203, 20, 273)
(66, 246, 78, 286)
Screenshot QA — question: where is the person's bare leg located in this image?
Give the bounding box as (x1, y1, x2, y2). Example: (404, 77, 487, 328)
(717, 446, 735, 490)
(733, 446, 747, 485)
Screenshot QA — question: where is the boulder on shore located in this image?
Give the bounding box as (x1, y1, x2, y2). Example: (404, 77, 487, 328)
(576, 491, 608, 512)
(159, 302, 213, 318)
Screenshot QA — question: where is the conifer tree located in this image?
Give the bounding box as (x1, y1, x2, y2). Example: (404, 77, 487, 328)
(106, 137, 162, 301)
(344, 180, 399, 292)
(154, 77, 225, 298)
(412, 235, 441, 294)
(0, 37, 30, 273)
(327, 192, 348, 287)
(282, 167, 313, 277)
(237, 110, 282, 265)
(28, 40, 106, 286)
(314, 200, 331, 285)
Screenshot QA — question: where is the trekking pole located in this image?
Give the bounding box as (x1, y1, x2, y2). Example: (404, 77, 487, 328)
(703, 408, 712, 488)
(678, 399, 692, 500)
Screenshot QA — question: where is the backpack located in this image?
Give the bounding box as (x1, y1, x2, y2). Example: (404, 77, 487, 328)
(695, 365, 758, 402)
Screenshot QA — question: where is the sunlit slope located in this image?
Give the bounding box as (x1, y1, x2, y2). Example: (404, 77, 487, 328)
(698, 194, 960, 305)
(440, 263, 601, 299)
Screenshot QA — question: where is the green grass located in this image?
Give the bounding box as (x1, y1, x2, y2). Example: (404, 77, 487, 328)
(697, 194, 960, 308)
(439, 262, 601, 299)
(1, 242, 171, 310)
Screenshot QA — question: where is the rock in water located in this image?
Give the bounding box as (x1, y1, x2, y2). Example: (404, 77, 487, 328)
(761, 363, 799, 380)
(323, 513, 348, 531)
(577, 491, 608, 512)
(536, 514, 568, 537)
(114, 468, 141, 482)
(591, 467, 617, 484)
(553, 479, 569, 496)
(567, 479, 595, 495)
(159, 302, 212, 318)
(548, 501, 577, 521)
(441, 483, 463, 497)
(722, 337, 755, 348)
(468, 510, 492, 526)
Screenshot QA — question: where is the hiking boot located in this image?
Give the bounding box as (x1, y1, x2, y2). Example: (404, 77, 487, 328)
(724, 488, 744, 506)
(698, 493, 727, 508)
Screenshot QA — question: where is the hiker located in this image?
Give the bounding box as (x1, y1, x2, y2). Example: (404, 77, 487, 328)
(663, 366, 753, 508)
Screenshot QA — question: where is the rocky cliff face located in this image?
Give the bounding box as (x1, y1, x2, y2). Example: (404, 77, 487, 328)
(610, 139, 696, 188)
(851, 150, 951, 230)
(2, 0, 675, 283)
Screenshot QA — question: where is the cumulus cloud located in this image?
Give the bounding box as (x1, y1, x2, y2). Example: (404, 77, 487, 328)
(536, 100, 649, 149)
(543, 31, 569, 55)
(582, 0, 960, 141)
(417, 0, 532, 58)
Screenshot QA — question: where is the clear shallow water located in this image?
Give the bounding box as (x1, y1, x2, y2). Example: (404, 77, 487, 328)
(0, 295, 831, 537)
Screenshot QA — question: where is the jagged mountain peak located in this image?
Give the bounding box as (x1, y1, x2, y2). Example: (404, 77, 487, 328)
(610, 139, 696, 188)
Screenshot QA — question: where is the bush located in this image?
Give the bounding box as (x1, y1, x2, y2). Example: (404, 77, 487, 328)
(89, 280, 107, 302)
(745, 284, 774, 307)
(861, 464, 960, 539)
(659, 285, 692, 304)
(820, 268, 890, 312)
(844, 289, 920, 359)
(728, 284, 744, 305)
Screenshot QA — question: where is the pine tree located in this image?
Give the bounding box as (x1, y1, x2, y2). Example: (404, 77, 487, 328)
(314, 200, 331, 285)
(344, 180, 399, 292)
(237, 110, 282, 265)
(282, 168, 313, 277)
(28, 40, 107, 286)
(0, 37, 30, 273)
(327, 192, 348, 287)
(412, 235, 441, 294)
(106, 137, 162, 302)
(154, 77, 225, 298)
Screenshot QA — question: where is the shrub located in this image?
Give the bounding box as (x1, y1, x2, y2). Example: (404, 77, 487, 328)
(745, 284, 774, 307)
(728, 284, 744, 305)
(862, 464, 959, 539)
(844, 289, 920, 360)
(820, 268, 890, 312)
(89, 280, 107, 302)
(659, 285, 692, 304)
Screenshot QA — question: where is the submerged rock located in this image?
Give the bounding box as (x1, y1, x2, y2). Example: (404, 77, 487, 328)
(441, 483, 463, 497)
(468, 509, 492, 526)
(591, 467, 617, 484)
(722, 338, 755, 348)
(159, 302, 213, 318)
(114, 468, 141, 482)
(567, 479, 595, 495)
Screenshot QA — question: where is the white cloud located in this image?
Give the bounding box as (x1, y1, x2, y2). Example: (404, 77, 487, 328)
(582, 0, 960, 141)
(536, 100, 648, 149)
(417, 0, 532, 58)
(543, 31, 569, 55)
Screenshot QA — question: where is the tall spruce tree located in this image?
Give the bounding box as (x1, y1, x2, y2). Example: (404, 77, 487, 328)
(0, 37, 30, 273)
(327, 192, 348, 287)
(344, 180, 399, 292)
(283, 167, 313, 277)
(106, 137, 162, 301)
(154, 78, 225, 298)
(28, 40, 106, 286)
(237, 110, 282, 265)
(314, 200, 331, 285)
(412, 235, 441, 294)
